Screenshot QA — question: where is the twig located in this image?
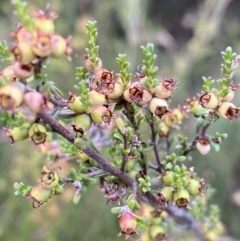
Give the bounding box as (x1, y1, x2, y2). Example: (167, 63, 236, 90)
(149, 114, 162, 173)
(39, 110, 135, 188)
(49, 98, 68, 108)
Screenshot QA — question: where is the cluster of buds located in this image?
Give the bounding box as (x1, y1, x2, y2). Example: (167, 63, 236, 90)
(198, 91, 240, 121)
(118, 206, 138, 239)
(5, 122, 47, 145)
(136, 203, 167, 241)
(26, 166, 61, 208)
(187, 82, 240, 122)
(158, 165, 205, 208)
(155, 105, 185, 137)
(8, 9, 72, 81)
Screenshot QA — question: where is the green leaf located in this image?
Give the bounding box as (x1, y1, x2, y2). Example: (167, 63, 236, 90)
(113, 132, 124, 142)
(73, 194, 81, 204)
(111, 207, 122, 214)
(82, 177, 97, 186)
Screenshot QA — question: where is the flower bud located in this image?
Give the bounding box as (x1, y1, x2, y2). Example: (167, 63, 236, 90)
(11, 26, 34, 43)
(149, 97, 169, 118)
(139, 232, 150, 241)
(196, 136, 211, 155)
(13, 62, 33, 80)
(156, 120, 169, 137)
(119, 208, 138, 239)
(5, 123, 30, 144)
(33, 10, 58, 34)
(29, 123, 47, 145)
(163, 107, 184, 127)
(0, 82, 24, 110)
(173, 189, 190, 208)
(1, 65, 18, 82)
(154, 77, 177, 99)
(51, 35, 67, 58)
(88, 90, 106, 106)
(115, 117, 126, 132)
(149, 225, 165, 240)
(199, 92, 219, 109)
(107, 76, 124, 100)
(217, 102, 239, 121)
(123, 82, 152, 105)
(32, 33, 52, 57)
(68, 94, 85, 114)
(27, 183, 52, 208)
(77, 150, 89, 162)
(161, 170, 174, 186)
(90, 105, 112, 124)
(157, 186, 174, 205)
(73, 113, 92, 132)
(39, 166, 59, 189)
(23, 91, 45, 113)
(186, 179, 205, 196)
(10, 42, 35, 64)
(94, 68, 113, 85)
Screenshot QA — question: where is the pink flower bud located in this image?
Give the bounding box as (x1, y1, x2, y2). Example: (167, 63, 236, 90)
(23, 91, 45, 113)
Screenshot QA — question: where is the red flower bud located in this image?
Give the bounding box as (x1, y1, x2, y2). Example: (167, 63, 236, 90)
(119, 207, 138, 239)
(23, 91, 45, 113)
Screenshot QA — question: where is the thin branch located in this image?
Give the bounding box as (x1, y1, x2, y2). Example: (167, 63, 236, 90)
(149, 115, 162, 173)
(182, 122, 211, 156)
(87, 169, 107, 178)
(39, 110, 135, 188)
(49, 98, 68, 108)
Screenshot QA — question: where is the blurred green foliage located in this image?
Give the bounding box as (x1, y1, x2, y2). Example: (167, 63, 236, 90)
(1, 0, 240, 240)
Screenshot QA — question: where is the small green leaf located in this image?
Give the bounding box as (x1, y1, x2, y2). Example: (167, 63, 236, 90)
(111, 207, 122, 214)
(73, 193, 81, 204)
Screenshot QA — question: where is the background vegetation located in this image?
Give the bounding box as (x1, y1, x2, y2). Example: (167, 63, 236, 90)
(0, 0, 240, 240)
